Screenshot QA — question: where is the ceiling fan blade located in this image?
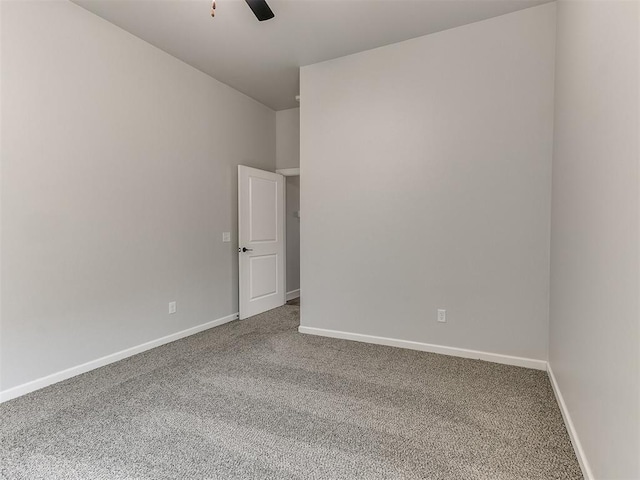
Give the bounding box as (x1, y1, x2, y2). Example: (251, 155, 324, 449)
(244, 0, 274, 21)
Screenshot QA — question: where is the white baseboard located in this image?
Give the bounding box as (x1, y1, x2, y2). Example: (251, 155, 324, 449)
(0, 312, 239, 403)
(547, 364, 593, 480)
(298, 326, 547, 370)
(286, 289, 300, 301)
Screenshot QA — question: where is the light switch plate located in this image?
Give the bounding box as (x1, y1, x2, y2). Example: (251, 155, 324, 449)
(222, 232, 231, 242)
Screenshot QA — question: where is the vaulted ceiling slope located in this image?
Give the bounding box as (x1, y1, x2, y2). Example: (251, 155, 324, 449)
(73, 0, 551, 110)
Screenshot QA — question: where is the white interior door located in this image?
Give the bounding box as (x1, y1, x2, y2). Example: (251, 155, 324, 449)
(238, 165, 285, 319)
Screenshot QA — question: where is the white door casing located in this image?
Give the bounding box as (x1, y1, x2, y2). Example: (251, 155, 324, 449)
(238, 166, 285, 319)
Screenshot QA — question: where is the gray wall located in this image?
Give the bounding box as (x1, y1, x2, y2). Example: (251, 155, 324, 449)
(276, 108, 300, 295)
(276, 108, 300, 170)
(0, 0, 275, 391)
(300, 4, 556, 361)
(549, 1, 640, 478)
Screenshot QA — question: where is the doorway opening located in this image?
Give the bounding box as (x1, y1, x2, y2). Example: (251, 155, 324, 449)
(279, 168, 300, 307)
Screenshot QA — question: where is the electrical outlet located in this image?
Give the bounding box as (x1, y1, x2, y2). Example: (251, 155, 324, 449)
(437, 309, 446, 323)
(222, 232, 231, 242)
(169, 301, 177, 314)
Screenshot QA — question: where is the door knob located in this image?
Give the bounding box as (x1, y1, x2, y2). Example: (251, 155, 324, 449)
(241, 247, 253, 252)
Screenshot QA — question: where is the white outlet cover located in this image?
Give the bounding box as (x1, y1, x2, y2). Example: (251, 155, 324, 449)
(169, 301, 177, 314)
(437, 309, 446, 323)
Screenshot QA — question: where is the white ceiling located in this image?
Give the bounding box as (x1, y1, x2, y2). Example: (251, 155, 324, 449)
(73, 0, 551, 110)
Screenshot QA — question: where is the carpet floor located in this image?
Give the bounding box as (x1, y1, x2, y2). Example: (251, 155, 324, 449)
(0, 304, 581, 479)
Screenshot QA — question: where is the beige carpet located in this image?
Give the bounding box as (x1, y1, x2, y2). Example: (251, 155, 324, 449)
(0, 303, 581, 479)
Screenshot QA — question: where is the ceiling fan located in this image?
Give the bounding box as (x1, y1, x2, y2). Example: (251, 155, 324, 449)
(210, 0, 275, 21)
